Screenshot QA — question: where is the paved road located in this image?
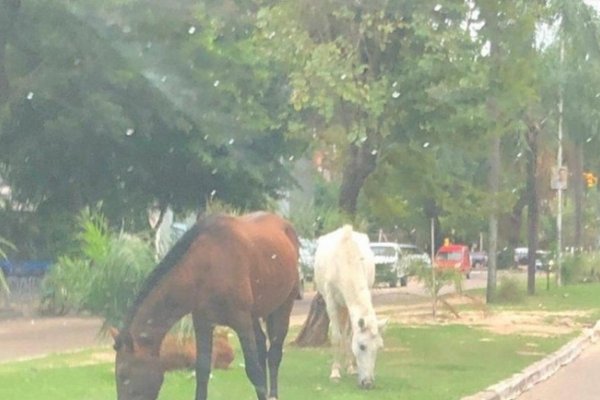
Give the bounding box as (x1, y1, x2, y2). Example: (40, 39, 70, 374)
(516, 339, 600, 400)
(0, 316, 108, 362)
(0, 269, 491, 362)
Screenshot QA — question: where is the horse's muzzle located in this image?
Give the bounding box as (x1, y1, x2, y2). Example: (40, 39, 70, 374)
(359, 379, 374, 390)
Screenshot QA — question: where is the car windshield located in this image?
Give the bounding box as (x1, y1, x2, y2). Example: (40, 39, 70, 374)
(371, 246, 397, 257)
(437, 251, 462, 261)
(401, 246, 420, 255)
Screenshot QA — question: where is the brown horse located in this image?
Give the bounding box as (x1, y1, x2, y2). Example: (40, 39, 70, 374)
(111, 212, 300, 400)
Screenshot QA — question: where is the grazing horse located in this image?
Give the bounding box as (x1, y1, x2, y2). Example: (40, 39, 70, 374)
(111, 212, 300, 400)
(313, 225, 386, 389)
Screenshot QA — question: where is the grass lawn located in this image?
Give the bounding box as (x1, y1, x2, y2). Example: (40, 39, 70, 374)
(0, 324, 573, 400)
(1, 281, 598, 400)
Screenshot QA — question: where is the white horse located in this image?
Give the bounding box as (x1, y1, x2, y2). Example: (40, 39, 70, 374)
(314, 225, 386, 389)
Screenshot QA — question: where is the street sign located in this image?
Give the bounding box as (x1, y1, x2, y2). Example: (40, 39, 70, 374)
(551, 166, 568, 190)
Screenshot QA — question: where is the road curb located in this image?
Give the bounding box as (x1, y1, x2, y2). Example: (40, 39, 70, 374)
(462, 320, 600, 400)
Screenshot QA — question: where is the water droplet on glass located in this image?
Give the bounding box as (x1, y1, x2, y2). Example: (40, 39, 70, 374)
(211, 168, 218, 175)
(271, 254, 278, 259)
(126, 128, 135, 136)
(392, 81, 398, 87)
(371, 149, 378, 155)
(228, 138, 235, 145)
(423, 142, 430, 148)
(127, 166, 134, 172)
(210, 189, 217, 197)
(188, 26, 196, 35)
(340, 73, 347, 80)
(26, 92, 34, 100)
(146, 41, 153, 49)
(161, 76, 167, 82)
(586, 137, 593, 143)
(268, 31, 276, 39)
(288, 155, 295, 161)
(213, 80, 220, 87)
(516, 152, 522, 158)
(434, 4, 442, 11)
(392, 91, 401, 98)
(204, 134, 209, 141)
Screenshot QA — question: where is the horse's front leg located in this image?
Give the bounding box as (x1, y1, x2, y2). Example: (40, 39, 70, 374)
(324, 299, 343, 382)
(192, 313, 214, 400)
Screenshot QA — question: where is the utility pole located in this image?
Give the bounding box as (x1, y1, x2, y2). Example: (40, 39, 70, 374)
(556, 38, 564, 287)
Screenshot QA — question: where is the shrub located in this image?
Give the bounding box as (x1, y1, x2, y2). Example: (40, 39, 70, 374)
(0, 237, 16, 298)
(561, 252, 600, 285)
(413, 265, 463, 317)
(496, 276, 525, 304)
(41, 210, 154, 328)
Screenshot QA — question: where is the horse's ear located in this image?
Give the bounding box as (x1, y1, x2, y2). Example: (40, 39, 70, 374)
(377, 318, 389, 333)
(111, 329, 134, 352)
(109, 327, 119, 340)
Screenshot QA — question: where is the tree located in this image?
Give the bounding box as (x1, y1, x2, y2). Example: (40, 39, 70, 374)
(0, 1, 300, 257)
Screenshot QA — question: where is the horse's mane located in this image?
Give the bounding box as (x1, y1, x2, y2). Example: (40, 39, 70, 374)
(121, 214, 220, 331)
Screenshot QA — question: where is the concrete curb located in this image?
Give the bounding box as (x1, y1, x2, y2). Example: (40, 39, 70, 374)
(462, 320, 600, 400)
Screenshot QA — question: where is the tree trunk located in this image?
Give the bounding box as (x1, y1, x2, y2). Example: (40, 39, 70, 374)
(487, 132, 500, 303)
(338, 141, 377, 216)
(292, 292, 330, 347)
(572, 142, 584, 249)
(525, 125, 539, 295)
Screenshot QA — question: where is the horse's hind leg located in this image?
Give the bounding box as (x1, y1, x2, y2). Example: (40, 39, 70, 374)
(253, 319, 268, 383)
(265, 295, 295, 400)
(231, 314, 268, 400)
(192, 312, 214, 400)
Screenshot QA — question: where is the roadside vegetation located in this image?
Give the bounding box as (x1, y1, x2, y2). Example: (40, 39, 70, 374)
(2, 278, 599, 400)
(0, 321, 577, 400)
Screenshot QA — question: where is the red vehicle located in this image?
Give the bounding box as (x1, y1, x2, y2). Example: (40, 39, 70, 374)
(435, 244, 472, 278)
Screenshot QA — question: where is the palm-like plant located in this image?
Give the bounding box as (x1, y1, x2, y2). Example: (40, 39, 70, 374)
(0, 237, 16, 297)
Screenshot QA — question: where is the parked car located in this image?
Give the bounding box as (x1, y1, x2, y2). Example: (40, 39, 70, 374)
(471, 251, 488, 268)
(435, 244, 472, 278)
(299, 238, 317, 282)
(0, 260, 52, 277)
(397, 243, 431, 271)
(514, 247, 554, 271)
(370, 242, 409, 287)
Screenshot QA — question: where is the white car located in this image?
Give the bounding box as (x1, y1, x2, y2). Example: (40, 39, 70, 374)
(397, 243, 432, 270)
(370, 242, 411, 287)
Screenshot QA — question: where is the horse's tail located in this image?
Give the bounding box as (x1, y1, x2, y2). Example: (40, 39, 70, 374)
(284, 221, 301, 258)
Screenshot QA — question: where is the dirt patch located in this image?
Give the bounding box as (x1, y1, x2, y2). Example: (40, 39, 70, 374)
(376, 294, 591, 337)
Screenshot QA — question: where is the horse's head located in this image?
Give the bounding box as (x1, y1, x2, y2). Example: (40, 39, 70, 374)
(110, 328, 165, 400)
(352, 316, 387, 389)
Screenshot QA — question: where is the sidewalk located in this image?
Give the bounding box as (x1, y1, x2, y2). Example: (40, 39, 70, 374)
(462, 320, 600, 400)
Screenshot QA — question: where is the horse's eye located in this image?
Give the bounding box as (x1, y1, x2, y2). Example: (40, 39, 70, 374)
(359, 344, 366, 351)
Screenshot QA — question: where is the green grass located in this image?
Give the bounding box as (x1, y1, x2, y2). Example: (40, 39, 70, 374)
(2, 281, 598, 400)
(0, 325, 572, 400)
